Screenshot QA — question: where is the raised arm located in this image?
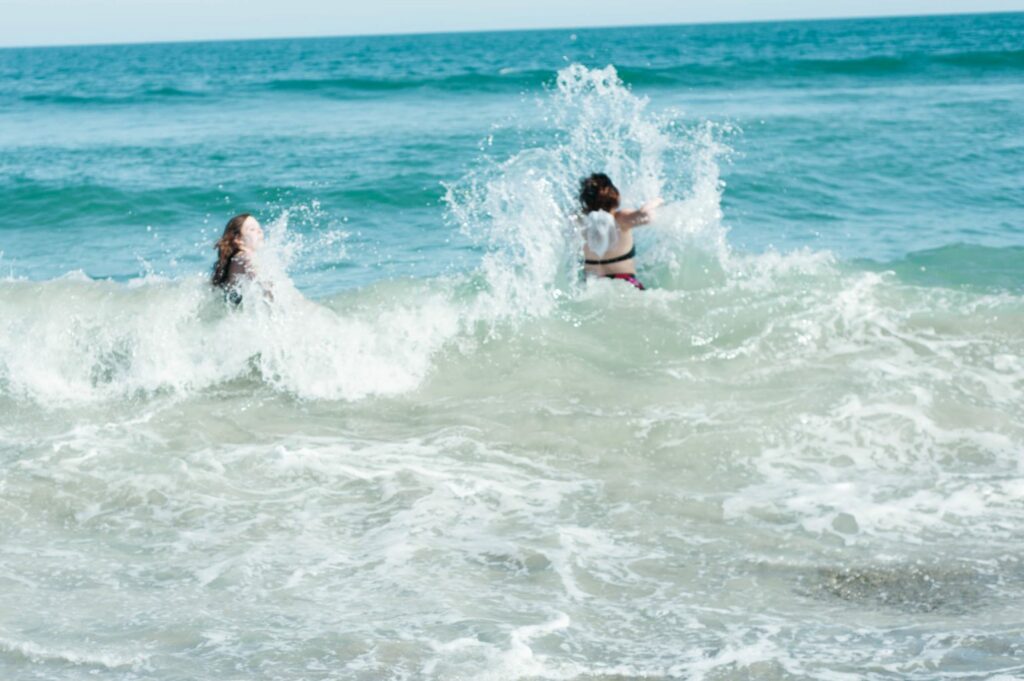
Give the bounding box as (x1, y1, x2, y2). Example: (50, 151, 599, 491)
(615, 197, 664, 228)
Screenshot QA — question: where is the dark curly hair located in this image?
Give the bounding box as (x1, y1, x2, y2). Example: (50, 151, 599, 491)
(579, 173, 621, 214)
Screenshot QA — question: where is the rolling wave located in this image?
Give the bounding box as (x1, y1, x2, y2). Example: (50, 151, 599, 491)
(13, 46, 1023, 107)
(264, 69, 552, 94)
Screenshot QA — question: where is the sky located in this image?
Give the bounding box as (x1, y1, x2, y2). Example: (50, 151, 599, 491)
(1, 0, 1023, 48)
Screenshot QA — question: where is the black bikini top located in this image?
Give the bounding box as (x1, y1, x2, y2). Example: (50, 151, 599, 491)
(584, 246, 636, 266)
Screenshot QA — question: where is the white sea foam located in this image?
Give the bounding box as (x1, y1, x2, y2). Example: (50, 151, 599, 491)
(0, 636, 147, 670)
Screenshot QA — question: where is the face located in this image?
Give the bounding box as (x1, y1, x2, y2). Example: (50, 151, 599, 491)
(239, 216, 264, 250)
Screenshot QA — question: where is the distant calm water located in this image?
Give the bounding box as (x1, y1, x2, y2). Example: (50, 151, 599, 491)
(1, 13, 1023, 680)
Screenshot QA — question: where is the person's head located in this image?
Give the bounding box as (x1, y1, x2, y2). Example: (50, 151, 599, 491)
(579, 173, 620, 214)
(212, 213, 262, 287)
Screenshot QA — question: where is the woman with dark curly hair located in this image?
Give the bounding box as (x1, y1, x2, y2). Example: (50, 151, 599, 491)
(579, 173, 662, 291)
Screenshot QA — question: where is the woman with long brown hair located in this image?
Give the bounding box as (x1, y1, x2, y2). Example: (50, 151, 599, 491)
(212, 213, 265, 301)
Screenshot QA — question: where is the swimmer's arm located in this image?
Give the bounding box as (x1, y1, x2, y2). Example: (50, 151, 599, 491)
(615, 197, 664, 228)
(251, 266, 275, 302)
(236, 255, 275, 302)
(260, 280, 275, 302)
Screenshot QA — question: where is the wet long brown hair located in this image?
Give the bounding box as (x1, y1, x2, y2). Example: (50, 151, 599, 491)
(211, 213, 251, 288)
(579, 173, 621, 214)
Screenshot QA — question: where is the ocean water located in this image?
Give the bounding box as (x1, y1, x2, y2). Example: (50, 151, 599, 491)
(1, 12, 1023, 680)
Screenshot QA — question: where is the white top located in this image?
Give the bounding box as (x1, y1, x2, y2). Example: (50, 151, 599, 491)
(581, 210, 619, 257)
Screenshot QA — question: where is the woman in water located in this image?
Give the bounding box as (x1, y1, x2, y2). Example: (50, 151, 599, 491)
(211, 212, 267, 302)
(579, 173, 662, 291)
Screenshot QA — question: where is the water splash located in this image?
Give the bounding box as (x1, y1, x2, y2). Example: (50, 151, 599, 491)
(445, 64, 732, 315)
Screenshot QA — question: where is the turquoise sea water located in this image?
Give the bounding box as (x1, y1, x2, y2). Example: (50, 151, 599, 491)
(1, 12, 1023, 680)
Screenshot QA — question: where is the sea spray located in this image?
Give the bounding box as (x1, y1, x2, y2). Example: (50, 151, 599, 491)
(444, 64, 731, 314)
(0, 207, 448, 403)
(0, 64, 739, 405)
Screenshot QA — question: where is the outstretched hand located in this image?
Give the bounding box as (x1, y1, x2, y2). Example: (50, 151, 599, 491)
(642, 197, 665, 215)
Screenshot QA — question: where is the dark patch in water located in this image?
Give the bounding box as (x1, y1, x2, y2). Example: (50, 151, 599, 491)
(89, 340, 133, 387)
(474, 550, 551, 575)
(566, 658, 788, 680)
(566, 676, 670, 681)
(811, 563, 994, 614)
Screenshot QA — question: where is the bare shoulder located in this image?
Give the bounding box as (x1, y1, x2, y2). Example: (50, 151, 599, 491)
(227, 254, 257, 283)
(614, 209, 645, 229)
(615, 198, 664, 228)
(228, 256, 248, 274)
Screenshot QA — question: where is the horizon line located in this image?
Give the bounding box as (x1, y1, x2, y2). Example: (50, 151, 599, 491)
(0, 8, 1020, 51)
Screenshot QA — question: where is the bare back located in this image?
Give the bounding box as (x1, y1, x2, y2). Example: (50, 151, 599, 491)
(582, 211, 639, 276)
